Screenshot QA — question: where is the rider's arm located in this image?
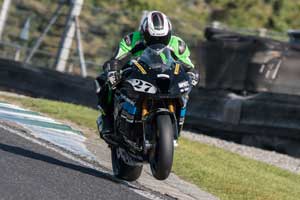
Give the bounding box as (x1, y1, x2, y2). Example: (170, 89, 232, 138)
(176, 46, 194, 69)
(102, 33, 135, 72)
(113, 32, 144, 60)
(103, 32, 144, 72)
(169, 36, 195, 69)
(170, 36, 199, 86)
(113, 33, 134, 60)
(100, 32, 143, 88)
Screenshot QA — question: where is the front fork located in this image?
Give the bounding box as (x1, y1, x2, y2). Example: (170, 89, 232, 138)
(142, 100, 176, 118)
(142, 100, 179, 154)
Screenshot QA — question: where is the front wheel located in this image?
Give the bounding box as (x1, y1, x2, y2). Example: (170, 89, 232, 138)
(111, 147, 143, 181)
(150, 115, 174, 180)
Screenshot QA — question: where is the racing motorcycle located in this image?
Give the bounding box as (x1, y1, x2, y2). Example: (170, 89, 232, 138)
(103, 44, 192, 181)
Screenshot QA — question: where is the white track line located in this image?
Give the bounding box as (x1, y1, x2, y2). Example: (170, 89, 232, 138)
(0, 109, 58, 124)
(0, 102, 30, 111)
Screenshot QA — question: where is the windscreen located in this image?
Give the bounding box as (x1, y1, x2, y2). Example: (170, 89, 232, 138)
(138, 44, 174, 69)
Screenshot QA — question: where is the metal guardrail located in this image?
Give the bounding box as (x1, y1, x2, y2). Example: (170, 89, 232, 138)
(0, 39, 100, 75)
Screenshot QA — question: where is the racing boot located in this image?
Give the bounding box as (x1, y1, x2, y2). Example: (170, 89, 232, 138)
(96, 106, 118, 146)
(95, 76, 113, 138)
(97, 106, 113, 137)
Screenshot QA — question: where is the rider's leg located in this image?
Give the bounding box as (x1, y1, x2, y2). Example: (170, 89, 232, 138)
(95, 75, 114, 138)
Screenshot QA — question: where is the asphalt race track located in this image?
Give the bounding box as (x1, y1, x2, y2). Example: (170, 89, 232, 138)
(0, 99, 218, 200)
(0, 127, 149, 200)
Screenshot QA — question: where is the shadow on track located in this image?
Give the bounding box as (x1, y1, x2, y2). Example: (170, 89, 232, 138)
(0, 143, 123, 184)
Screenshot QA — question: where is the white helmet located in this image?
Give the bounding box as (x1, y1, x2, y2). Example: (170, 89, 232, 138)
(141, 11, 172, 45)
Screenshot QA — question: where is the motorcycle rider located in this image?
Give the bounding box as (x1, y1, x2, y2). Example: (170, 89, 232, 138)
(95, 10, 199, 141)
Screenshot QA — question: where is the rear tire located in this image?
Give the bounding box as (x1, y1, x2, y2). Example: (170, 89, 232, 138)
(111, 147, 143, 181)
(150, 115, 174, 180)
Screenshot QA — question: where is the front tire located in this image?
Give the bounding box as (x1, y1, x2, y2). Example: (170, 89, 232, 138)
(111, 147, 143, 181)
(150, 115, 174, 180)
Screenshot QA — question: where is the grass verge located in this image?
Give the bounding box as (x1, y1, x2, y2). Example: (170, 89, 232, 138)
(1, 93, 300, 200)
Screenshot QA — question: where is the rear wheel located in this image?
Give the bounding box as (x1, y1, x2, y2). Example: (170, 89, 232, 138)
(111, 147, 143, 181)
(150, 115, 174, 180)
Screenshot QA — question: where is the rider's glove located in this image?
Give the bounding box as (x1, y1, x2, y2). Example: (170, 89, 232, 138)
(187, 71, 199, 87)
(107, 70, 120, 88)
(102, 59, 122, 89)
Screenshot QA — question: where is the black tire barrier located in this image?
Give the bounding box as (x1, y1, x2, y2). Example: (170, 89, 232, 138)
(0, 59, 97, 108)
(187, 88, 300, 139)
(186, 88, 300, 157)
(202, 27, 300, 96)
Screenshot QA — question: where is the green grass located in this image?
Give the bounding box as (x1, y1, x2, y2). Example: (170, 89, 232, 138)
(174, 139, 300, 200)
(1, 94, 300, 200)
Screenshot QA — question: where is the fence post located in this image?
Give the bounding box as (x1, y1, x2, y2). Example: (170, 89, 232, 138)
(75, 17, 87, 77)
(259, 28, 267, 37)
(14, 45, 21, 61)
(212, 21, 221, 29)
(0, 0, 11, 40)
(54, 0, 84, 73)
